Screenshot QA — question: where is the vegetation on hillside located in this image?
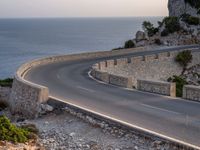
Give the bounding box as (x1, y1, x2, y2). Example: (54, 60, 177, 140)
(124, 40, 135, 49)
(0, 116, 38, 143)
(161, 17, 181, 36)
(142, 21, 158, 37)
(0, 101, 8, 111)
(168, 75, 188, 97)
(181, 14, 200, 25)
(0, 78, 13, 87)
(175, 50, 193, 74)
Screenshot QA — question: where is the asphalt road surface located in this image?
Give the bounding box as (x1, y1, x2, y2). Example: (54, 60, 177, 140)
(25, 45, 200, 148)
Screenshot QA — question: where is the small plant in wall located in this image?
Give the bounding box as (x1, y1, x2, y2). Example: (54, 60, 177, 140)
(175, 50, 193, 75)
(168, 75, 188, 97)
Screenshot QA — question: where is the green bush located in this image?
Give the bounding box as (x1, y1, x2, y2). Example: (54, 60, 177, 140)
(124, 40, 135, 49)
(161, 29, 169, 37)
(168, 75, 188, 97)
(181, 14, 200, 25)
(162, 17, 181, 34)
(175, 50, 193, 74)
(187, 16, 200, 25)
(0, 116, 36, 143)
(142, 21, 158, 37)
(154, 39, 162, 45)
(0, 78, 13, 87)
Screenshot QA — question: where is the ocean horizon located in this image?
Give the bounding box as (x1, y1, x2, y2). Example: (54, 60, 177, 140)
(0, 17, 163, 78)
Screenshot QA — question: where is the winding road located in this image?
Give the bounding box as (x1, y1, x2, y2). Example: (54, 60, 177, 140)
(25, 46, 200, 148)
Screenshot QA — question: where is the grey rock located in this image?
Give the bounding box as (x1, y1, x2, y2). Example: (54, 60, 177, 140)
(168, 0, 200, 18)
(135, 31, 148, 42)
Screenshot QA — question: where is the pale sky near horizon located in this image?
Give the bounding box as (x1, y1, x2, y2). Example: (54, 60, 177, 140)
(0, 0, 168, 18)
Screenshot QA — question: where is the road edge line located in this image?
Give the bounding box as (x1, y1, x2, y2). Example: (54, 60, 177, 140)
(49, 95, 200, 150)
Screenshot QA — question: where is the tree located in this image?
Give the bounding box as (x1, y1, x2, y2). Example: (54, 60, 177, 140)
(162, 17, 181, 34)
(175, 50, 193, 74)
(124, 40, 135, 49)
(142, 21, 158, 37)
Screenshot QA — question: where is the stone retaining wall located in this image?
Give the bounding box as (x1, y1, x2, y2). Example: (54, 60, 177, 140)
(9, 78, 49, 118)
(109, 74, 133, 88)
(102, 51, 200, 87)
(91, 49, 200, 99)
(0, 86, 11, 104)
(137, 79, 176, 97)
(183, 85, 200, 101)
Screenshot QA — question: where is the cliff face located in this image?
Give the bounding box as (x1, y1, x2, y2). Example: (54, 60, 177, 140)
(168, 0, 200, 17)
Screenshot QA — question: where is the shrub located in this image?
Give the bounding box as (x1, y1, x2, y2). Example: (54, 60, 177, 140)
(175, 50, 193, 74)
(0, 101, 8, 111)
(168, 75, 188, 97)
(0, 116, 38, 143)
(142, 21, 158, 37)
(162, 17, 181, 34)
(161, 29, 169, 37)
(185, 16, 199, 25)
(112, 47, 123, 51)
(0, 116, 31, 143)
(181, 14, 200, 25)
(0, 78, 13, 87)
(124, 40, 135, 49)
(154, 39, 162, 45)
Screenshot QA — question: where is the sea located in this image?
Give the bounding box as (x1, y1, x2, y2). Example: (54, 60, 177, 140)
(0, 17, 163, 78)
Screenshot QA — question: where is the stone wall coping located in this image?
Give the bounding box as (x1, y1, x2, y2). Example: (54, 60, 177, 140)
(184, 85, 200, 89)
(137, 79, 172, 85)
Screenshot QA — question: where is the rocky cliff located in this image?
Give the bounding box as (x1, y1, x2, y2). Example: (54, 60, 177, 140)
(168, 0, 200, 17)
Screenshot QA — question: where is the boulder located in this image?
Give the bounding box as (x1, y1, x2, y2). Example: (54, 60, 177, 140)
(135, 31, 148, 42)
(39, 104, 54, 115)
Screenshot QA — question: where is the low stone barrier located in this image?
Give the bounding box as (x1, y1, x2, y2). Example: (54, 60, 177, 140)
(9, 77, 49, 118)
(109, 74, 133, 88)
(91, 48, 200, 98)
(183, 85, 200, 101)
(10, 47, 148, 118)
(137, 79, 176, 97)
(94, 70, 109, 83)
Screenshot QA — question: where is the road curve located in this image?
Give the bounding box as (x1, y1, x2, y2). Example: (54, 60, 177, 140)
(25, 46, 200, 148)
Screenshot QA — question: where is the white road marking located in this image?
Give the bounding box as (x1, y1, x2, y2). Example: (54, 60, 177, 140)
(77, 86, 95, 93)
(141, 103, 181, 115)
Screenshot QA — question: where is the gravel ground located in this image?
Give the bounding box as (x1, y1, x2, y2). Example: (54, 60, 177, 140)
(0, 105, 189, 150)
(21, 108, 180, 150)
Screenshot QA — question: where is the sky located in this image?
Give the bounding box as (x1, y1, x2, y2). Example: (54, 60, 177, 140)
(0, 0, 168, 18)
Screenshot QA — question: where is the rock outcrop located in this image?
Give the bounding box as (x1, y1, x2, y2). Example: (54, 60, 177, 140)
(135, 31, 148, 42)
(168, 0, 200, 18)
